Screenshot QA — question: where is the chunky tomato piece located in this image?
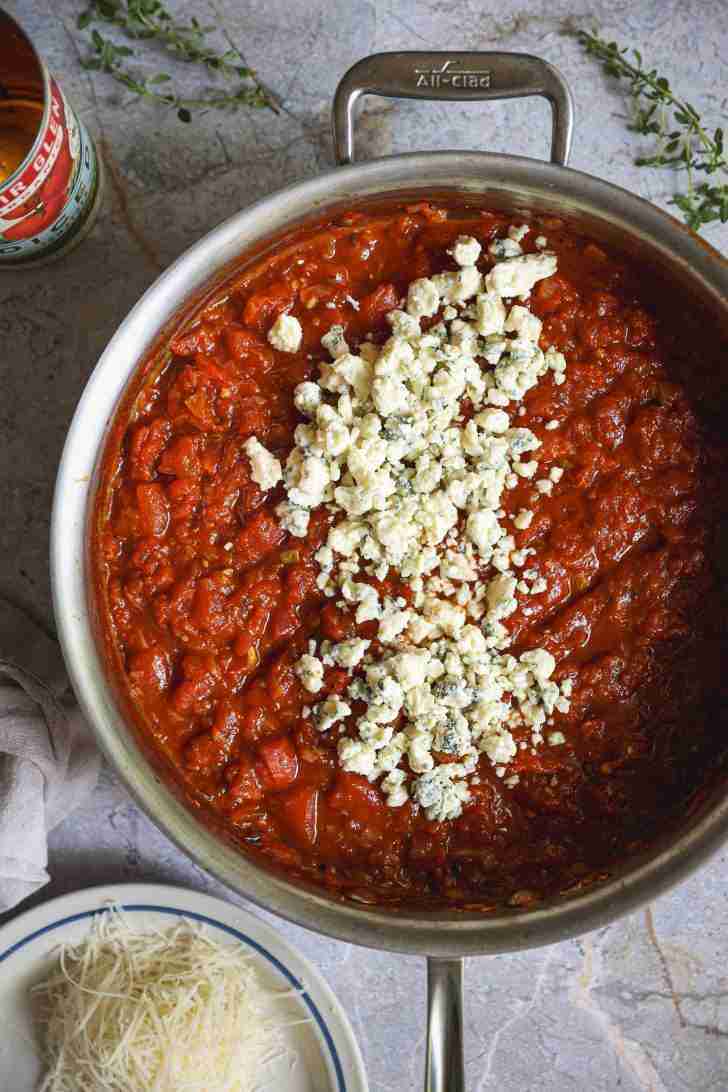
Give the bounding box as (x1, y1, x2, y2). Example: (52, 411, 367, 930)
(256, 735, 299, 791)
(136, 483, 170, 537)
(277, 785, 319, 846)
(127, 647, 170, 694)
(171, 652, 220, 714)
(128, 418, 172, 481)
(237, 396, 271, 439)
(184, 709, 237, 775)
(223, 324, 276, 372)
(158, 435, 202, 478)
(319, 602, 356, 641)
(238, 701, 279, 744)
(191, 574, 236, 638)
(358, 282, 399, 329)
(236, 510, 286, 567)
(170, 324, 218, 356)
(323, 667, 349, 695)
(327, 772, 385, 826)
(242, 281, 296, 331)
(284, 564, 318, 606)
(226, 759, 264, 811)
(269, 604, 301, 643)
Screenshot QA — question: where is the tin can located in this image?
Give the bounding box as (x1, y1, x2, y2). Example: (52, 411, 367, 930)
(0, 9, 103, 267)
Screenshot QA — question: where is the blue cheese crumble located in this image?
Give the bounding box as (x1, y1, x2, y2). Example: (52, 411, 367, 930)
(281, 228, 572, 820)
(243, 437, 282, 492)
(267, 313, 303, 353)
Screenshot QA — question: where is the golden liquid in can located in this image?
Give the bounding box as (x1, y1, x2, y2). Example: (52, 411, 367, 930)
(0, 97, 43, 183)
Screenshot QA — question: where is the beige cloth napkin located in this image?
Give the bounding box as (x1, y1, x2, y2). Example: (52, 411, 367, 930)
(0, 600, 100, 911)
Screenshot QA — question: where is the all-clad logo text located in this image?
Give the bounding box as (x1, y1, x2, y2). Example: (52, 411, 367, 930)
(414, 59, 491, 90)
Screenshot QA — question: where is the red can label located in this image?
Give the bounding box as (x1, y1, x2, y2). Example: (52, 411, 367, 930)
(0, 77, 99, 262)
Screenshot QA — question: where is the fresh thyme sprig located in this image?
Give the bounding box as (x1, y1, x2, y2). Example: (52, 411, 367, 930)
(577, 31, 728, 232)
(78, 0, 276, 121)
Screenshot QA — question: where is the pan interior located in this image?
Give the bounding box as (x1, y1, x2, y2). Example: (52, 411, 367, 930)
(53, 151, 728, 955)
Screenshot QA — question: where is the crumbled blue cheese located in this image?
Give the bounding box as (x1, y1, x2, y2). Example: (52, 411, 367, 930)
(474, 292, 507, 337)
(504, 304, 542, 344)
(244, 437, 282, 492)
(485, 252, 557, 298)
(294, 381, 322, 417)
(381, 768, 408, 806)
(377, 602, 414, 644)
(285, 450, 331, 508)
(321, 324, 350, 359)
(313, 696, 351, 731)
(387, 309, 421, 339)
(489, 237, 522, 260)
(406, 278, 441, 318)
(476, 408, 509, 434)
(432, 266, 482, 304)
(514, 460, 539, 479)
(508, 223, 530, 243)
(513, 508, 534, 530)
(276, 500, 310, 538)
(413, 764, 473, 821)
(283, 226, 573, 818)
(545, 346, 567, 385)
(267, 313, 303, 353)
(331, 638, 370, 668)
(449, 234, 482, 267)
(295, 654, 324, 694)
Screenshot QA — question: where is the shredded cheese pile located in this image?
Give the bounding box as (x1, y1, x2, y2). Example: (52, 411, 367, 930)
(34, 908, 297, 1092)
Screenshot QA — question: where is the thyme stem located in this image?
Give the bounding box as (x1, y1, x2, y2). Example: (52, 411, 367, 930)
(577, 31, 728, 232)
(78, 0, 275, 121)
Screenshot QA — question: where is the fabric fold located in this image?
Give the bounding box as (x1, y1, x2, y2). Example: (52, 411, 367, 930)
(0, 600, 101, 911)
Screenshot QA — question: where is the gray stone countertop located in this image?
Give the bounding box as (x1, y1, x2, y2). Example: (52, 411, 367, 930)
(2, 1, 728, 1088)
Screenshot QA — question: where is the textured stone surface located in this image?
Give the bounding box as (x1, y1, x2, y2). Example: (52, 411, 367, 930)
(2, 1, 728, 1088)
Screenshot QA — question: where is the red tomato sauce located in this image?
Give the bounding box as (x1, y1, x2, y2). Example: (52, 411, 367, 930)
(93, 201, 728, 909)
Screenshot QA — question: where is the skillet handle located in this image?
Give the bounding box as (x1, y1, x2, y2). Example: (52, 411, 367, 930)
(426, 957, 465, 1092)
(332, 51, 573, 167)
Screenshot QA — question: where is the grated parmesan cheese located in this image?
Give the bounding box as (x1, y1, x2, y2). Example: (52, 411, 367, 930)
(34, 907, 300, 1092)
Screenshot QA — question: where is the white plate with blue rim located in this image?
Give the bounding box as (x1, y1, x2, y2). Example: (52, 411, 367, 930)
(0, 882, 368, 1092)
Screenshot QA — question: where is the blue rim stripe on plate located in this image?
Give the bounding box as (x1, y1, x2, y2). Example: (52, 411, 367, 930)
(0, 902, 347, 1092)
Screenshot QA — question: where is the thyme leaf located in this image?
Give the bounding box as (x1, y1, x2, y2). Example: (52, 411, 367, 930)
(78, 0, 277, 120)
(577, 30, 727, 232)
